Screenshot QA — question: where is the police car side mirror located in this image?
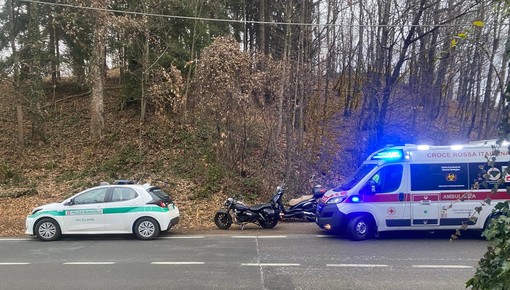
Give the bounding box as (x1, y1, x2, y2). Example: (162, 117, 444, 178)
(64, 199, 75, 206)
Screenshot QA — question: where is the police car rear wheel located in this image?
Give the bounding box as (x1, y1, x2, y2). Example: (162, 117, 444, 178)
(134, 218, 160, 240)
(348, 215, 371, 241)
(35, 218, 61, 241)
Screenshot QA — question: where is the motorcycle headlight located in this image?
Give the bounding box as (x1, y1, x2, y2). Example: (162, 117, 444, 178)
(224, 198, 233, 205)
(327, 196, 346, 204)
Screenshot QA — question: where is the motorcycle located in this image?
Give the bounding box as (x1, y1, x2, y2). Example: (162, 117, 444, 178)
(214, 191, 281, 230)
(278, 184, 327, 222)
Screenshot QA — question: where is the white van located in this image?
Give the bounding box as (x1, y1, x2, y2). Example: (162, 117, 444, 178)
(315, 140, 510, 240)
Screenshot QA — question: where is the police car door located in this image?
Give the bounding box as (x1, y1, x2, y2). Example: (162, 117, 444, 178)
(104, 187, 140, 232)
(63, 187, 107, 232)
(363, 164, 409, 230)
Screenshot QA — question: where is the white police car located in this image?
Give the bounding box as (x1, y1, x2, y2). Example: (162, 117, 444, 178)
(25, 181, 180, 241)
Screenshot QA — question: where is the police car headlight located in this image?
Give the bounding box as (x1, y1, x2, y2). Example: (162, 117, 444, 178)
(327, 196, 345, 204)
(31, 208, 42, 215)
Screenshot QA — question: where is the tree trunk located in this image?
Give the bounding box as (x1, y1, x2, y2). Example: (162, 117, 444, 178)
(258, 0, 266, 54)
(90, 0, 107, 140)
(8, 0, 23, 148)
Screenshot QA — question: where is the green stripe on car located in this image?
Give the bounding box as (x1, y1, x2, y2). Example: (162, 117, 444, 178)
(29, 206, 169, 218)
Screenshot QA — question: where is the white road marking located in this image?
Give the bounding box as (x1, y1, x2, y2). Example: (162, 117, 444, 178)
(242, 263, 300, 267)
(159, 236, 205, 239)
(151, 262, 205, 265)
(327, 264, 388, 268)
(0, 263, 30, 265)
(412, 265, 474, 269)
(231, 235, 287, 239)
(63, 262, 116, 265)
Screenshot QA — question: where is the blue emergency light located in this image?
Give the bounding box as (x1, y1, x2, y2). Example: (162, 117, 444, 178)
(371, 149, 404, 160)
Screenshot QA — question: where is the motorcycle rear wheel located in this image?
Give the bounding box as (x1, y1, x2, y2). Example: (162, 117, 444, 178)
(214, 212, 233, 230)
(259, 216, 278, 229)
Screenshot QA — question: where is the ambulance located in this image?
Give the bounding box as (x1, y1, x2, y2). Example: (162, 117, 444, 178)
(315, 140, 510, 240)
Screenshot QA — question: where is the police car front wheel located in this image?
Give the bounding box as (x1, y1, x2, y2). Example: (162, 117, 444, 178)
(134, 217, 160, 240)
(35, 218, 62, 241)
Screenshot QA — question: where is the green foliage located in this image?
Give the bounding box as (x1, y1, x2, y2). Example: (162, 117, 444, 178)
(114, 0, 235, 109)
(167, 123, 226, 199)
(55, 170, 86, 182)
(192, 163, 223, 200)
(168, 121, 266, 200)
(96, 145, 139, 178)
(0, 164, 24, 185)
(467, 149, 510, 288)
(467, 1, 510, 282)
(467, 211, 510, 289)
(170, 124, 215, 177)
(238, 177, 263, 197)
(120, 67, 142, 108)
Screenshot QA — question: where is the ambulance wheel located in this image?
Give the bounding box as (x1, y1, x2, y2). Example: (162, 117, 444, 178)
(35, 218, 61, 241)
(348, 215, 372, 241)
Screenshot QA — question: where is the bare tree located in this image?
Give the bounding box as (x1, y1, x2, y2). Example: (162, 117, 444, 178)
(89, 0, 107, 140)
(7, 0, 23, 148)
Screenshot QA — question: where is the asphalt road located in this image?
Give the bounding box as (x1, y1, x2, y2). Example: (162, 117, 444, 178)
(0, 221, 487, 290)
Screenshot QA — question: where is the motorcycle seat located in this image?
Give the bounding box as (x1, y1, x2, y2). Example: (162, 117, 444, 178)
(249, 203, 272, 211)
(289, 195, 313, 206)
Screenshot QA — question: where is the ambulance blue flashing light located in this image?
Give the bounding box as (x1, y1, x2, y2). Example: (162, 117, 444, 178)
(371, 149, 404, 161)
(351, 196, 361, 203)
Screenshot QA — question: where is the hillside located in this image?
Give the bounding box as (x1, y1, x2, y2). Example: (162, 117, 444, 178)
(0, 73, 484, 238)
(0, 78, 235, 236)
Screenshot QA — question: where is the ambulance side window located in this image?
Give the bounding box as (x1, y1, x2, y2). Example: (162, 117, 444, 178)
(369, 164, 403, 193)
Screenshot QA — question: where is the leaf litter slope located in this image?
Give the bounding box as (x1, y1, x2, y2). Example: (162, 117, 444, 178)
(0, 79, 232, 237)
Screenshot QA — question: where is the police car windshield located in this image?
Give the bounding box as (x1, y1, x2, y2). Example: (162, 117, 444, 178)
(333, 164, 377, 191)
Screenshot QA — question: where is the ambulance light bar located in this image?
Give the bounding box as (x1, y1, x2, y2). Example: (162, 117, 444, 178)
(371, 149, 404, 160)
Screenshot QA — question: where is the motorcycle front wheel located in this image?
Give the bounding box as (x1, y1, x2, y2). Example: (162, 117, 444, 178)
(259, 216, 278, 229)
(214, 212, 233, 230)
